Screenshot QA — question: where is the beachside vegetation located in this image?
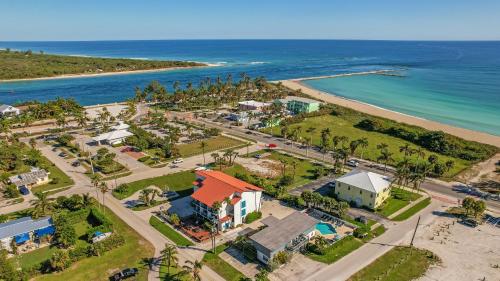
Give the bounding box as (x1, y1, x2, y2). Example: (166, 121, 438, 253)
(347, 246, 440, 281)
(0, 49, 204, 80)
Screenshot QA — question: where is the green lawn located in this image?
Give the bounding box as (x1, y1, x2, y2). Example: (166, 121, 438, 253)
(131, 200, 165, 211)
(393, 198, 432, 221)
(176, 135, 245, 158)
(159, 260, 189, 281)
(31, 157, 74, 194)
(223, 150, 325, 189)
(202, 244, 246, 281)
(306, 236, 364, 264)
(15, 246, 58, 269)
(376, 188, 422, 218)
(33, 206, 154, 281)
(362, 225, 387, 242)
(149, 216, 193, 247)
(262, 114, 470, 179)
(347, 246, 440, 281)
(112, 170, 195, 199)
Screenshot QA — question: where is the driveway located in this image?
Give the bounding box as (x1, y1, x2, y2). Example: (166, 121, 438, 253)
(289, 175, 336, 196)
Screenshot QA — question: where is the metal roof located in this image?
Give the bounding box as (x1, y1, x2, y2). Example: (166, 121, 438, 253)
(9, 168, 49, 187)
(0, 216, 53, 240)
(93, 129, 133, 142)
(336, 169, 391, 193)
(249, 212, 318, 253)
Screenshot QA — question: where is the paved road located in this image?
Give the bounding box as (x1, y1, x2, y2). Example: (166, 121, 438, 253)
(193, 118, 500, 212)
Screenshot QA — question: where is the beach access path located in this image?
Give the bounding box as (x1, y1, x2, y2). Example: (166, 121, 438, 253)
(279, 79, 500, 148)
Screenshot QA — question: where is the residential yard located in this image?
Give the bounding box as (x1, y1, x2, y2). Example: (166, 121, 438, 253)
(376, 188, 422, 218)
(31, 160, 74, 193)
(14, 246, 58, 269)
(29, 206, 154, 281)
(112, 170, 195, 199)
(347, 247, 440, 281)
(393, 197, 431, 221)
(159, 261, 189, 281)
(202, 243, 246, 281)
(176, 135, 245, 158)
(306, 235, 364, 264)
(149, 216, 193, 247)
(262, 115, 470, 179)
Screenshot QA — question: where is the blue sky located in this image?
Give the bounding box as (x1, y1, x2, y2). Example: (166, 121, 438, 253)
(1, 0, 499, 41)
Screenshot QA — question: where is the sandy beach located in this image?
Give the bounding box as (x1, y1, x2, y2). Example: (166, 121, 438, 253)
(0, 63, 217, 83)
(280, 79, 500, 148)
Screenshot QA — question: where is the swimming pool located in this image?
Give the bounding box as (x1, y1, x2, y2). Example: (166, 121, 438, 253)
(316, 222, 337, 235)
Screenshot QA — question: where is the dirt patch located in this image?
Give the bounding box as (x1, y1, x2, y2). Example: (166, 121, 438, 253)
(235, 156, 281, 178)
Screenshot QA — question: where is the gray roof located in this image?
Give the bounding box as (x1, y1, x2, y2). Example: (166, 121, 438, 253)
(250, 212, 318, 252)
(261, 215, 280, 227)
(0, 216, 53, 240)
(336, 169, 391, 193)
(0, 104, 19, 112)
(9, 168, 49, 187)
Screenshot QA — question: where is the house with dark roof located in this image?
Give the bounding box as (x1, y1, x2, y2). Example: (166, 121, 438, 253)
(8, 167, 50, 190)
(191, 170, 263, 231)
(249, 212, 318, 264)
(0, 216, 55, 252)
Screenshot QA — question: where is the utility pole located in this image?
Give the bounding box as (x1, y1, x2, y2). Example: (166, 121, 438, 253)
(410, 215, 421, 248)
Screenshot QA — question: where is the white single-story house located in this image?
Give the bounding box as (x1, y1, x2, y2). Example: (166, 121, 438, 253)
(111, 121, 130, 131)
(334, 169, 391, 209)
(0, 104, 21, 117)
(238, 100, 271, 111)
(93, 129, 133, 145)
(191, 170, 263, 231)
(9, 168, 50, 190)
(249, 212, 318, 264)
(0, 216, 55, 251)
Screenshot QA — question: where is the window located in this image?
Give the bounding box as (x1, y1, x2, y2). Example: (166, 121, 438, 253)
(347, 186, 350, 190)
(241, 200, 246, 208)
(241, 208, 246, 217)
(370, 194, 374, 198)
(359, 190, 362, 195)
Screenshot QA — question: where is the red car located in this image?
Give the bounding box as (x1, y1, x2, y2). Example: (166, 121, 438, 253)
(267, 143, 277, 148)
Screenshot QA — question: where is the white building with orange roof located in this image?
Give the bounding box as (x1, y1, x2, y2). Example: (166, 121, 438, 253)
(191, 170, 263, 231)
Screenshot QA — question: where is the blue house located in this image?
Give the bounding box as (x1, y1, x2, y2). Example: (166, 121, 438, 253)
(0, 216, 55, 252)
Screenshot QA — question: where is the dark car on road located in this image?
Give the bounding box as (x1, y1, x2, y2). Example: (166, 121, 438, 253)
(110, 268, 138, 281)
(71, 161, 81, 167)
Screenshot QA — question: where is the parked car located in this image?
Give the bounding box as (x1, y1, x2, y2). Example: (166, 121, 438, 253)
(461, 218, 479, 228)
(346, 159, 359, 167)
(58, 152, 67, 158)
(92, 231, 112, 243)
(19, 186, 30, 195)
(71, 161, 81, 167)
(110, 268, 138, 281)
(254, 154, 262, 159)
(172, 158, 184, 164)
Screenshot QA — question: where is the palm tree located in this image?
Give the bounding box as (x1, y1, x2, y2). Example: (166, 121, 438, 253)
(29, 138, 37, 148)
(349, 140, 360, 158)
(290, 160, 298, 180)
(30, 192, 55, 218)
(161, 244, 178, 275)
(200, 141, 207, 165)
(90, 173, 101, 200)
(139, 188, 154, 206)
(445, 160, 454, 172)
(357, 138, 369, 160)
(377, 149, 394, 173)
(183, 260, 203, 281)
(305, 127, 316, 146)
(399, 144, 413, 160)
(99, 182, 109, 214)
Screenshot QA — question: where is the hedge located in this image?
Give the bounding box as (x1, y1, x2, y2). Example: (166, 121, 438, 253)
(244, 211, 262, 223)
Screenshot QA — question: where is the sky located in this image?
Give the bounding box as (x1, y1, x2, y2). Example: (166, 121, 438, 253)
(1, 0, 499, 41)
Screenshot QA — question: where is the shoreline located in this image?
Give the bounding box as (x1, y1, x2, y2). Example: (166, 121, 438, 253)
(0, 63, 218, 83)
(280, 79, 500, 148)
(291, 69, 395, 81)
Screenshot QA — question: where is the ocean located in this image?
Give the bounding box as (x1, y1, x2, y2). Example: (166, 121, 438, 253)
(0, 40, 499, 136)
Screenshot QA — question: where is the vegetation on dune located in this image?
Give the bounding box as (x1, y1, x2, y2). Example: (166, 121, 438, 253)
(0, 49, 204, 80)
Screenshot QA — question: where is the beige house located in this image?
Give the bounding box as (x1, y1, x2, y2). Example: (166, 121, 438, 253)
(9, 168, 50, 190)
(334, 169, 391, 209)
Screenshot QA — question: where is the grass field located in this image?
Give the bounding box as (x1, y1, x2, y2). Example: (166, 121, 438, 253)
(202, 244, 246, 281)
(393, 197, 432, 221)
(15, 246, 58, 269)
(376, 188, 422, 218)
(306, 236, 364, 264)
(159, 260, 189, 281)
(176, 135, 245, 158)
(149, 216, 194, 247)
(347, 246, 440, 281)
(262, 115, 470, 178)
(26, 205, 154, 281)
(112, 170, 195, 199)
(223, 150, 325, 189)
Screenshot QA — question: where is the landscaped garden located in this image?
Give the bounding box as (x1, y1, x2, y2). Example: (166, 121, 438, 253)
(149, 216, 193, 247)
(306, 235, 364, 264)
(347, 246, 440, 281)
(112, 170, 195, 200)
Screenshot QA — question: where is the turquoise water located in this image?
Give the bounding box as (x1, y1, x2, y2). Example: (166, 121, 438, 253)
(0, 40, 499, 135)
(304, 68, 500, 136)
(316, 222, 336, 235)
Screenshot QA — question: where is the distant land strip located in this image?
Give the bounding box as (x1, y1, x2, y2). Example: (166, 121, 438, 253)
(0, 49, 208, 81)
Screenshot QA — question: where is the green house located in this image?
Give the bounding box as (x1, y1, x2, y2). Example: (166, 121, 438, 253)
(276, 96, 321, 114)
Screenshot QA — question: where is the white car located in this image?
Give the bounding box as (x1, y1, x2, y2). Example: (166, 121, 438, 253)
(92, 232, 112, 243)
(347, 160, 359, 167)
(172, 158, 184, 164)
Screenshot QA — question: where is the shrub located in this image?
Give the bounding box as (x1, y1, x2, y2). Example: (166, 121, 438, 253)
(4, 184, 20, 198)
(245, 211, 262, 223)
(277, 175, 293, 187)
(50, 249, 72, 272)
(138, 155, 151, 162)
(353, 225, 369, 238)
(92, 233, 125, 256)
(234, 172, 249, 182)
(114, 183, 130, 194)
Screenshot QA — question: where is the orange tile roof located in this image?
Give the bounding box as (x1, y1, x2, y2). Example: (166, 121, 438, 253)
(230, 197, 241, 205)
(191, 170, 262, 207)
